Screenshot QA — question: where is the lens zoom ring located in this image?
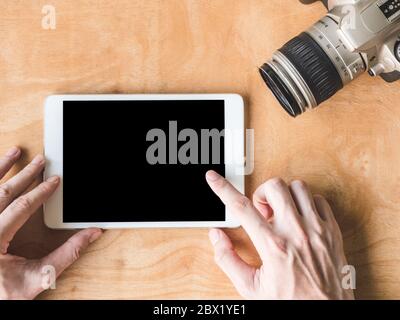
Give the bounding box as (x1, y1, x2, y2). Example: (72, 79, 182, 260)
(278, 32, 343, 105)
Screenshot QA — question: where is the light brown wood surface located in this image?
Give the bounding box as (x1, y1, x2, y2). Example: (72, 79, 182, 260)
(1, 0, 400, 299)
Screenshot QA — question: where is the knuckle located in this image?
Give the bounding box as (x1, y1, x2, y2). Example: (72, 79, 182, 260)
(265, 177, 286, 190)
(26, 163, 39, 174)
(290, 179, 307, 189)
(0, 241, 9, 255)
(67, 239, 82, 261)
(0, 184, 12, 200)
(271, 236, 288, 255)
(313, 194, 325, 201)
(14, 196, 32, 211)
(232, 195, 252, 211)
(72, 247, 81, 261)
(38, 182, 53, 194)
(213, 177, 227, 190)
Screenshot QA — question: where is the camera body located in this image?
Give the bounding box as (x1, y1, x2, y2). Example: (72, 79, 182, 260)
(260, 0, 400, 117)
(326, 0, 400, 81)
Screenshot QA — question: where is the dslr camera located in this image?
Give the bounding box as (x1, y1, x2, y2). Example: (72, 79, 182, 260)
(260, 0, 400, 117)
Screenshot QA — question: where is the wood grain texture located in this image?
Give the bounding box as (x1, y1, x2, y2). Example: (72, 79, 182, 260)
(1, 0, 400, 299)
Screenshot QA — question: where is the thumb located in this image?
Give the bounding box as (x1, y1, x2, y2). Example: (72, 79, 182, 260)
(209, 228, 257, 299)
(40, 228, 103, 277)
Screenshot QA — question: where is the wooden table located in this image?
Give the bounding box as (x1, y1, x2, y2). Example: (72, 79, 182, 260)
(1, 0, 400, 299)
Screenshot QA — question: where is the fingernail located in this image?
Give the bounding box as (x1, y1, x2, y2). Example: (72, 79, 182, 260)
(47, 176, 60, 184)
(206, 170, 221, 182)
(89, 229, 103, 243)
(32, 154, 45, 165)
(5, 146, 20, 157)
(209, 229, 221, 245)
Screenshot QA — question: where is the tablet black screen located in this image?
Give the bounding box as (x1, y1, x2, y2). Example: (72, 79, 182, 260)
(63, 100, 225, 222)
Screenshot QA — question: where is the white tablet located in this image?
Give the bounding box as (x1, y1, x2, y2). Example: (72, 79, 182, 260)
(44, 94, 245, 229)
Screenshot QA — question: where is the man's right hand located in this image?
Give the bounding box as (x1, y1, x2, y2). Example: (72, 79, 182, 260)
(206, 170, 354, 300)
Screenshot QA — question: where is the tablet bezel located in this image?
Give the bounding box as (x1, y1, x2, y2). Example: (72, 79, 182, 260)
(44, 94, 244, 229)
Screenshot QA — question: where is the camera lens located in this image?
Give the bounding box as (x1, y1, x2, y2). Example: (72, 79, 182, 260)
(259, 64, 302, 117)
(259, 15, 367, 117)
(260, 32, 344, 117)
